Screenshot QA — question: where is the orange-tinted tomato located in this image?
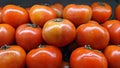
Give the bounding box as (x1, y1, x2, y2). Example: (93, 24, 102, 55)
(70, 46, 108, 68)
(91, 2, 112, 23)
(0, 7, 3, 23)
(29, 4, 57, 27)
(0, 45, 26, 68)
(0, 24, 15, 47)
(104, 45, 120, 68)
(2, 4, 29, 28)
(42, 18, 76, 47)
(115, 4, 120, 21)
(26, 45, 62, 68)
(76, 21, 109, 50)
(63, 4, 92, 26)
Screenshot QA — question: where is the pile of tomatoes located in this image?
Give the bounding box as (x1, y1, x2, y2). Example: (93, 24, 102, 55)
(0, 1, 120, 68)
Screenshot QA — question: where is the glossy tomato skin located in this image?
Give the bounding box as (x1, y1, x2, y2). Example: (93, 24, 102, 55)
(70, 46, 108, 68)
(26, 45, 62, 68)
(63, 4, 92, 26)
(50, 3, 64, 18)
(60, 61, 69, 68)
(76, 21, 109, 50)
(2, 5, 29, 28)
(42, 18, 76, 47)
(29, 5, 57, 27)
(103, 20, 120, 44)
(0, 45, 26, 68)
(91, 2, 112, 23)
(104, 45, 120, 68)
(115, 4, 120, 21)
(0, 24, 15, 47)
(16, 24, 42, 52)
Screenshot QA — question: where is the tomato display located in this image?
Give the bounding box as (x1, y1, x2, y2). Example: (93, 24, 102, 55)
(42, 18, 76, 47)
(70, 45, 108, 68)
(26, 45, 62, 68)
(15, 24, 43, 52)
(0, 24, 15, 47)
(104, 45, 120, 68)
(2, 4, 29, 28)
(29, 4, 57, 27)
(63, 4, 92, 26)
(91, 2, 112, 24)
(0, 45, 26, 68)
(76, 21, 110, 50)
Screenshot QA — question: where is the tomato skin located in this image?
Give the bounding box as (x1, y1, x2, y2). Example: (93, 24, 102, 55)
(15, 24, 42, 52)
(91, 2, 112, 23)
(0, 24, 15, 47)
(115, 4, 120, 21)
(103, 20, 120, 44)
(70, 46, 108, 68)
(0, 7, 3, 23)
(26, 45, 62, 68)
(63, 4, 92, 26)
(104, 45, 120, 68)
(2, 5, 29, 28)
(0, 45, 26, 68)
(76, 21, 109, 50)
(61, 61, 69, 68)
(42, 18, 76, 47)
(50, 3, 64, 18)
(29, 5, 57, 27)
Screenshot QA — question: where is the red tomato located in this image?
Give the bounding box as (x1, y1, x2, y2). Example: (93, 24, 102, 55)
(0, 24, 15, 47)
(0, 7, 3, 23)
(104, 45, 120, 68)
(0, 45, 26, 68)
(115, 4, 120, 21)
(2, 4, 29, 28)
(29, 4, 57, 27)
(15, 24, 42, 52)
(42, 18, 76, 47)
(50, 3, 64, 18)
(70, 45, 108, 68)
(91, 2, 112, 23)
(63, 4, 92, 26)
(103, 20, 120, 44)
(76, 21, 110, 50)
(26, 45, 62, 68)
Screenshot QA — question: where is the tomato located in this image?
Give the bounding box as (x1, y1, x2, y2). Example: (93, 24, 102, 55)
(0, 7, 3, 23)
(104, 45, 120, 68)
(26, 45, 62, 68)
(2, 4, 29, 28)
(115, 4, 120, 21)
(0, 24, 15, 47)
(76, 21, 109, 50)
(50, 3, 64, 18)
(91, 2, 112, 23)
(16, 24, 42, 52)
(42, 18, 76, 47)
(29, 4, 57, 27)
(103, 20, 120, 44)
(63, 4, 92, 26)
(0, 45, 26, 68)
(60, 61, 69, 68)
(70, 45, 108, 68)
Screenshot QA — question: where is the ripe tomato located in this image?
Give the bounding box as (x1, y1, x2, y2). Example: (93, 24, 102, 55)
(2, 4, 29, 28)
(61, 61, 69, 68)
(76, 21, 109, 50)
(50, 3, 64, 18)
(42, 18, 76, 47)
(63, 4, 92, 26)
(104, 45, 120, 68)
(91, 2, 112, 23)
(103, 20, 120, 44)
(0, 45, 26, 68)
(29, 4, 57, 27)
(26, 45, 62, 68)
(0, 7, 3, 23)
(70, 45, 108, 68)
(0, 24, 15, 47)
(16, 24, 42, 52)
(115, 4, 120, 21)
